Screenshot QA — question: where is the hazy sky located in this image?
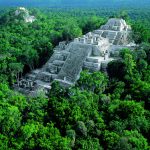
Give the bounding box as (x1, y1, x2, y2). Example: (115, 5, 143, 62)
(0, 0, 149, 7)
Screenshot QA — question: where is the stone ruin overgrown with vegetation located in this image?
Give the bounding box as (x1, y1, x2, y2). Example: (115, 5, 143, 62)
(14, 18, 136, 95)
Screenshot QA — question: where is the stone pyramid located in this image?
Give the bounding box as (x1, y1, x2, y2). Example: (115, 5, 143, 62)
(14, 18, 136, 95)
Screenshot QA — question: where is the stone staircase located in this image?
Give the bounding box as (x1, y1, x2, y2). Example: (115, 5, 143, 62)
(38, 45, 71, 86)
(57, 43, 93, 83)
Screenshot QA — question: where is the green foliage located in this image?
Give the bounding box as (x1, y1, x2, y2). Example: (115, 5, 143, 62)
(104, 130, 120, 149)
(66, 129, 76, 147)
(0, 55, 23, 84)
(108, 80, 125, 99)
(76, 137, 103, 150)
(27, 96, 49, 122)
(121, 130, 149, 150)
(0, 102, 21, 135)
(21, 123, 38, 140)
(37, 123, 71, 150)
(77, 70, 108, 94)
(107, 60, 125, 80)
(81, 16, 106, 34)
(62, 19, 82, 41)
(117, 10, 129, 21)
(132, 20, 150, 43)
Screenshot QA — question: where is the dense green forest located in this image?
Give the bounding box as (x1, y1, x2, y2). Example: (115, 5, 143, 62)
(0, 6, 150, 150)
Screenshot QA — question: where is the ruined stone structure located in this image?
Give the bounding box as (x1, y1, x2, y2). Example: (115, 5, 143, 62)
(14, 18, 136, 95)
(15, 7, 36, 23)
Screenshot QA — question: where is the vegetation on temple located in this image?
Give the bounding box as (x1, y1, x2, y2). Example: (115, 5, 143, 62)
(0, 7, 150, 149)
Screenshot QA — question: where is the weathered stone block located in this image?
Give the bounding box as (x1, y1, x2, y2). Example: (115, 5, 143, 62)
(86, 57, 99, 63)
(53, 60, 64, 67)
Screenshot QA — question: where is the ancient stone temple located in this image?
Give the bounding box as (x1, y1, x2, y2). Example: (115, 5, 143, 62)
(14, 18, 136, 95)
(15, 7, 36, 23)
